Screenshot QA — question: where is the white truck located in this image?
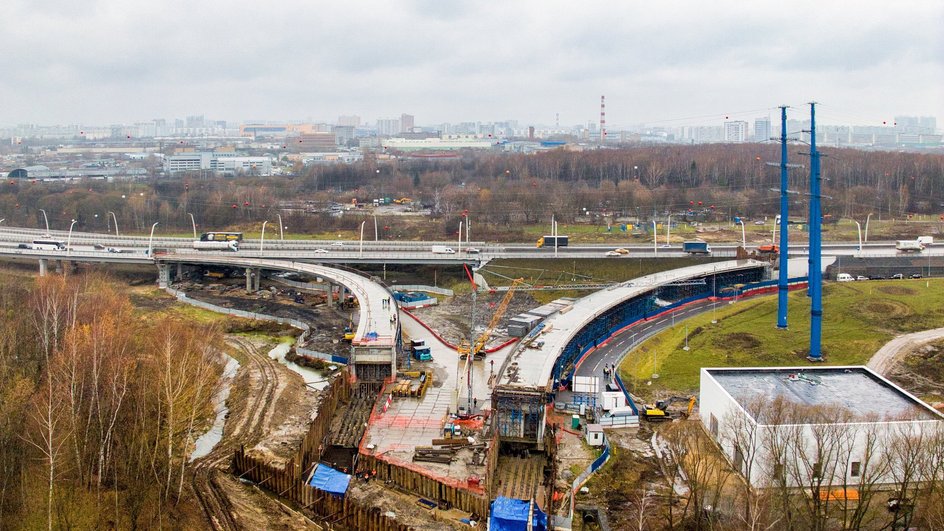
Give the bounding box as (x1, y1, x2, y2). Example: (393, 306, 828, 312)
(431, 245, 456, 254)
(917, 236, 934, 246)
(896, 240, 924, 252)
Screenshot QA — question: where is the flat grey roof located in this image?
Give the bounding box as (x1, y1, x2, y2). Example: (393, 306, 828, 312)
(497, 259, 768, 390)
(706, 366, 942, 423)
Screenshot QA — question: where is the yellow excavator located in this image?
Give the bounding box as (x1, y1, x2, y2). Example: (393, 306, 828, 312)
(642, 396, 696, 422)
(458, 278, 524, 360)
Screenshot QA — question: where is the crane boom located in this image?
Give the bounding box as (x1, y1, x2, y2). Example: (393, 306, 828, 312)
(458, 278, 524, 359)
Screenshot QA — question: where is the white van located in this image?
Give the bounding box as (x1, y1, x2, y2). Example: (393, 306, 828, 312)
(836, 273, 854, 282)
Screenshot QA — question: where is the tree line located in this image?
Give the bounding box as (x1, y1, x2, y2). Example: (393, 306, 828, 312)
(0, 273, 223, 529)
(0, 144, 941, 238)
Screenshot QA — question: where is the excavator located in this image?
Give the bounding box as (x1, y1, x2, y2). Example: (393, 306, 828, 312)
(642, 396, 696, 422)
(457, 277, 524, 360)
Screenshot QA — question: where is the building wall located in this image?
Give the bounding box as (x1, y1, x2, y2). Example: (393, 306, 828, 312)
(701, 368, 944, 489)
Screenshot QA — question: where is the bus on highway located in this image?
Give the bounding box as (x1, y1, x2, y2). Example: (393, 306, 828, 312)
(193, 232, 242, 251)
(31, 239, 66, 251)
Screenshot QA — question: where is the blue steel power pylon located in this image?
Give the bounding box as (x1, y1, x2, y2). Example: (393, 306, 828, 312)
(777, 106, 790, 329)
(807, 102, 823, 361)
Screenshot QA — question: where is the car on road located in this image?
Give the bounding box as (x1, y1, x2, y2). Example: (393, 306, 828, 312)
(106, 247, 121, 253)
(94, 244, 107, 250)
(466, 247, 480, 254)
(330, 242, 344, 246)
(313, 249, 329, 254)
(868, 275, 886, 280)
(613, 248, 630, 255)
(891, 273, 904, 280)
(17, 243, 31, 249)
(911, 273, 923, 279)
(604, 250, 622, 257)
(855, 275, 868, 281)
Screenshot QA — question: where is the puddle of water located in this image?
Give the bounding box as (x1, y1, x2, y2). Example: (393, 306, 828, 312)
(190, 356, 240, 461)
(268, 342, 331, 391)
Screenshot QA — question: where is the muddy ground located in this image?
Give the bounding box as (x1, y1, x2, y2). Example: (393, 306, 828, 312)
(407, 290, 542, 347)
(172, 276, 353, 356)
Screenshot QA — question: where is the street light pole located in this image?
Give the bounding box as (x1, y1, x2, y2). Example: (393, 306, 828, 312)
(66, 219, 77, 254)
(277, 214, 284, 240)
(666, 214, 671, 246)
(147, 222, 159, 257)
(260, 221, 268, 252)
(107, 211, 119, 237)
(458, 222, 463, 254)
(737, 219, 746, 248)
(373, 215, 379, 241)
(359, 221, 366, 258)
(864, 213, 872, 243)
(652, 220, 657, 255)
(39, 208, 49, 234)
(188, 212, 197, 239)
(853, 220, 862, 257)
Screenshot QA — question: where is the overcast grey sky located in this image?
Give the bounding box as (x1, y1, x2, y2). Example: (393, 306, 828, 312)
(1, 0, 941, 128)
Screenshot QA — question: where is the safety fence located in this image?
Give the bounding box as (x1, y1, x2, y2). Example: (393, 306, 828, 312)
(392, 284, 454, 296)
(565, 433, 612, 523)
(232, 448, 410, 531)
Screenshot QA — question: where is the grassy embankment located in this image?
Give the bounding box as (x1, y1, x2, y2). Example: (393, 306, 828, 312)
(620, 279, 944, 401)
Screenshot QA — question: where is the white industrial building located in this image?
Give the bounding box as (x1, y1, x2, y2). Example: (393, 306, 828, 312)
(164, 152, 272, 175)
(700, 366, 944, 489)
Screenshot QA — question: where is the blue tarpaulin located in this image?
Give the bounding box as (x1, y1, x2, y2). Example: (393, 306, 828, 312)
(308, 464, 351, 496)
(489, 497, 547, 531)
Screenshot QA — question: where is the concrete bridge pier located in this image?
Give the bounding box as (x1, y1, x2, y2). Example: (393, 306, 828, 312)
(176, 263, 183, 281)
(245, 268, 261, 293)
(157, 263, 171, 288)
(55, 260, 63, 274)
(39, 259, 48, 277)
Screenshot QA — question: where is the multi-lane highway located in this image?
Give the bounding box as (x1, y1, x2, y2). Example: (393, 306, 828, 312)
(0, 225, 937, 261)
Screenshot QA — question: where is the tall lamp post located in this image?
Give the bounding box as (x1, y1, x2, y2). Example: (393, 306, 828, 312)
(652, 220, 657, 255)
(147, 222, 159, 257)
(107, 211, 119, 237)
(853, 220, 863, 257)
(66, 219, 77, 254)
(359, 221, 366, 258)
(188, 212, 197, 239)
(665, 214, 671, 247)
(864, 213, 873, 243)
(277, 213, 284, 240)
(373, 215, 379, 241)
(458, 222, 463, 254)
(260, 221, 268, 252)
(736, 218, 746, 248)
(39, 208, 50, 234)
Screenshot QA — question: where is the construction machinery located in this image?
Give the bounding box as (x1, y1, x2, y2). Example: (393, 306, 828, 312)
(642, 396, 696, 422)
(458, 278, 525, 360)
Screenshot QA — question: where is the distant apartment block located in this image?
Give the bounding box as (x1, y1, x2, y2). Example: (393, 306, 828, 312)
(164, 152, 272, 175)
(724, 121, 749, 143)
(291, 133, 338, 152)
(753, 117, 771, 142)
(337, 115, 361, 127)
(239, 123, 318, 137)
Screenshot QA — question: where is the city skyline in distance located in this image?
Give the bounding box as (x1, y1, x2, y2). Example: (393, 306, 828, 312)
(1, 1, 941, 128)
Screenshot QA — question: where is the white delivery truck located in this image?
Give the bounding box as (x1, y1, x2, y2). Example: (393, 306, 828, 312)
(431, 245, 456, 254)
(917, 236, 934, 246)
(896, 240, 924, 252)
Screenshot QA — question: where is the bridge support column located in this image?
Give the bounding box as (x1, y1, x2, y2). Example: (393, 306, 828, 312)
(245, 268, 254, 293)
(39, 259, 48, 277)
(254, 268, 261, 292)
(176, 263, 182, 282)
(157, 263, 171, 288)
(55, 260, 63, 274)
